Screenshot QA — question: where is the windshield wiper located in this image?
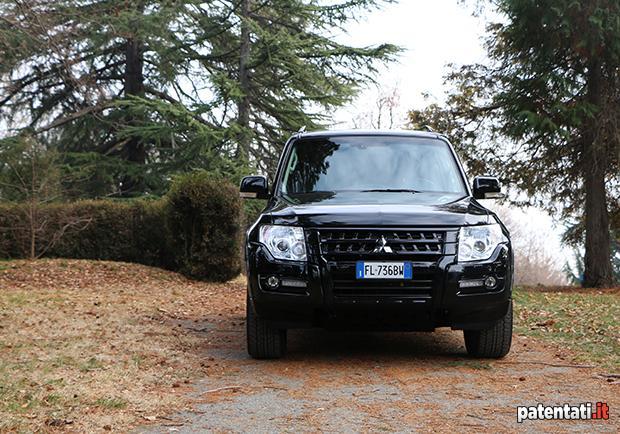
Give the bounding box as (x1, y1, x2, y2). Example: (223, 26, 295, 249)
(361, 189, 422, 193)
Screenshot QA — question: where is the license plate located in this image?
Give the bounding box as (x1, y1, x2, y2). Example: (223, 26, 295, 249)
(356, 262, 412, 279)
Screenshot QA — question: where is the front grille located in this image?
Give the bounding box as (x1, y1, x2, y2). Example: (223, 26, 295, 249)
(319, 229, 445, 259)
(317, 228, 454, 299)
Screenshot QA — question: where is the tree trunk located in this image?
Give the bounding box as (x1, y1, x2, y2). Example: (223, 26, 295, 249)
(236, 0, 252, 162)
(125, 38, 145, 99)
(582, 60, 613, 287)
(121, 36, 146, 195)
(29, 200, 36, 260)
(29, 149, 36, 260)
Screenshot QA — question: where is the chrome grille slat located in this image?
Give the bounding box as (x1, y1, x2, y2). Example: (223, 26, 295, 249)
(319, 229, 445, 258)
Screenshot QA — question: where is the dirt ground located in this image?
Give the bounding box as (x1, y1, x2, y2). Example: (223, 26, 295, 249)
(1, 260, 618, 433)
(138, 304, 619, 433)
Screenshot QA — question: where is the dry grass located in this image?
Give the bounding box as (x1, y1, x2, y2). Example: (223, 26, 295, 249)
(514, 286, 620, 369)
(2, 260, 618, 432)
(0, 259, 245, 433)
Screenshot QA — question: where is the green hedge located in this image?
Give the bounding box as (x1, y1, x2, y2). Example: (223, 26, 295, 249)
(0, 173, 242, 281)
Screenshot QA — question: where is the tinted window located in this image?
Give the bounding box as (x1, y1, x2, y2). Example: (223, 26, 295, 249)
(280, 136, 466, 195)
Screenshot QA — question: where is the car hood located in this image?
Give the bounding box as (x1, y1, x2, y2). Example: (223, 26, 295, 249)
(266, 192, 490, 227)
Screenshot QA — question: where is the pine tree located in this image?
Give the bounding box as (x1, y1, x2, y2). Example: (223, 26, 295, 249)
(408, 0, 619, 287)
(1, 0, 399, 193)
(0, 0, 219, 195)
(219, 0, 400, 171)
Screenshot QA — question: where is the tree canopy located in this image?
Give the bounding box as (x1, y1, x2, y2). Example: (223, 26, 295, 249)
(408, 0, 619, 287)
(0, 0, 399, 196)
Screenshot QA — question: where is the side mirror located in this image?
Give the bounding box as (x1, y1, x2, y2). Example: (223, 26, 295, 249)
(240, 175, 269, 199)
(473, 176, 504, 200)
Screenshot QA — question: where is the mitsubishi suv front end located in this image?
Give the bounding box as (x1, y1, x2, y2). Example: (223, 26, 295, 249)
(240, 130, 513, 359)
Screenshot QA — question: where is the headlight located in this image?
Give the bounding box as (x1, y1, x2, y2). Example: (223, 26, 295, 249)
(259, 225, 307, 261)
(458, 224, 507, 262)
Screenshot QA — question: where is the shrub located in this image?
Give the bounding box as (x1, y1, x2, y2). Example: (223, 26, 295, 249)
(0, 172, 242, 281)
(0, 203, 21, 258)
(167, 172, 242, 281)
(49, 200, 170, 266)
(0, 200, 168, 264)
(49, 201, 137, 261)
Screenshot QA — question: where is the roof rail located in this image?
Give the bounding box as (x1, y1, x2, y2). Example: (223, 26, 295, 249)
(422, 125, 435, 132)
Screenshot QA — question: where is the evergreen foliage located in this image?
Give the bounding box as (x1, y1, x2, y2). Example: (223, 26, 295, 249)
(0, 1, 399, 195)
(408, 0, 619, 287)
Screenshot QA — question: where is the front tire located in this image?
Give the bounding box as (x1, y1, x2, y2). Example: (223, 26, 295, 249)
(464, 301, 512, 358)
(246, 294, 287, 359)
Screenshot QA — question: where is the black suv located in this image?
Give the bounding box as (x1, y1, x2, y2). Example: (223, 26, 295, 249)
(240, 130, 513, 359)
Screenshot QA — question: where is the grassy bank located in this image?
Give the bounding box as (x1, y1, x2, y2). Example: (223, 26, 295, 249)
(0, 259, 245, 432)
(513, 287, 619, 369)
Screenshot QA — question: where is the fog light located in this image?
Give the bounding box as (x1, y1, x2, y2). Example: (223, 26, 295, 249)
(484, 276, 497, 289)
(266, 275, 280, 288)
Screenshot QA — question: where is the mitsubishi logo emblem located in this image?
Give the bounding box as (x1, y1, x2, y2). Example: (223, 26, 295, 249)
(372, 236, 393, 254)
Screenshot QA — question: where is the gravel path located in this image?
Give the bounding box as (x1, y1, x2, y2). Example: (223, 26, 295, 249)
(138, 288, 619, 434)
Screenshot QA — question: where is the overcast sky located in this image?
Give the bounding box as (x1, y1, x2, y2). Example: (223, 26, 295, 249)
(332, 0, 573, 269)
(333, 0, 490, 126)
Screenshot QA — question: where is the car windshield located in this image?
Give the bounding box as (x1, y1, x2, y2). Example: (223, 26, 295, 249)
(279, 135, 467, 196)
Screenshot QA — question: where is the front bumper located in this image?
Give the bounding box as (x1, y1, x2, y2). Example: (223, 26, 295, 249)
(246, 234, 512, 331)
